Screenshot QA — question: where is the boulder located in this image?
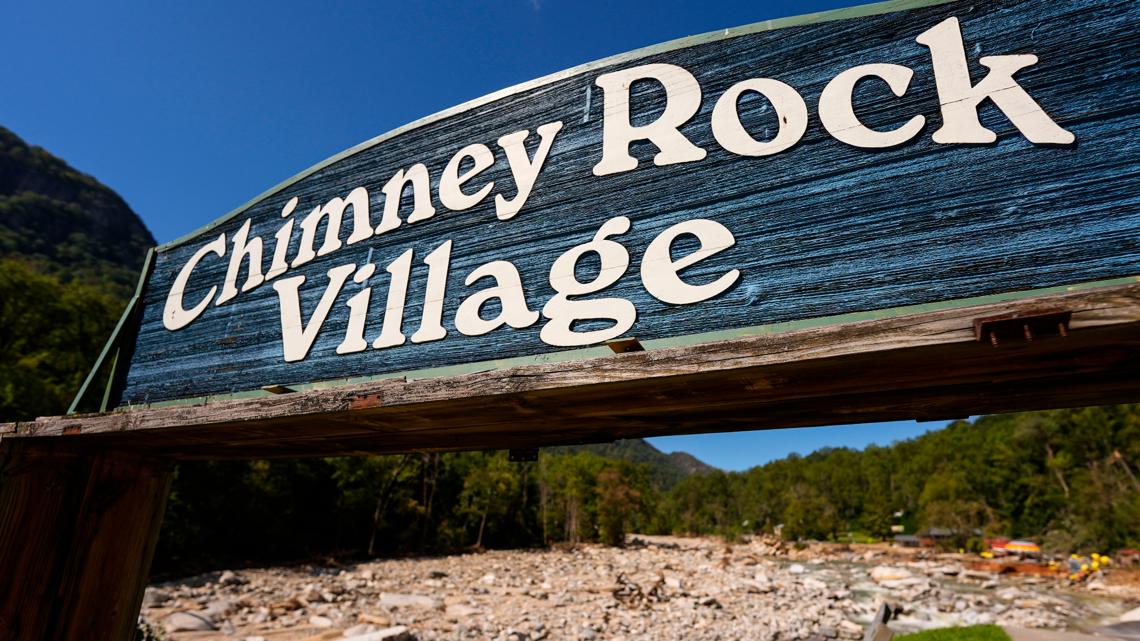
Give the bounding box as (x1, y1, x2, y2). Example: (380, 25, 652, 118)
(218, 570, 245, 585)
(801, 578, 829, 592)
(996, 587, 1022, 601)
(741, 578, 771, 593)
(378, 592, 440, 609)
(870, 566, 913, 583)
(202, 598, 236, 620)
(838, 620, 863, 639)
(142, 587, 170, 608)
(344, 626, 414, 641)
(879, 577, 928, 590)
(445, 604, 480, 618)
(163, 611, 216, 632)
(301, 583, 326, 603)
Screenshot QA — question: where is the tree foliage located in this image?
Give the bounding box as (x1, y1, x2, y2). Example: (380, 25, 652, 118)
(642, 408, 1140, 554)
(0, 259, 125, 420)
(150, 406, 1140, 576)
(156, 450, 657, 575)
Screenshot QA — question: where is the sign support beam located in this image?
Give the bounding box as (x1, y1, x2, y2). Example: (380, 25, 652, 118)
(6, 282, 1138, 460)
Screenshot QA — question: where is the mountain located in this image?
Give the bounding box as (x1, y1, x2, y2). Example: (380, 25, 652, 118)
(0, 125, 155, 420)
(549, 438, 715, 489)
(0, 125, 154, 296)
(665, 450, 715, 476)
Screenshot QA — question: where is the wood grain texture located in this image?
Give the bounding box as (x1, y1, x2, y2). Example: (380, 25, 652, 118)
(117, 0, 1140, 404)
(0, 441, 172, 641)
(9, 282, 1138, 459)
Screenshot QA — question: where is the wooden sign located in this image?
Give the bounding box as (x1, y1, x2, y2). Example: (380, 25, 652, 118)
(118, 0, 1139, 404)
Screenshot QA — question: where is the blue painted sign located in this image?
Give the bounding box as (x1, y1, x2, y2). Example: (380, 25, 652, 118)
(120, 0, 1140, 404)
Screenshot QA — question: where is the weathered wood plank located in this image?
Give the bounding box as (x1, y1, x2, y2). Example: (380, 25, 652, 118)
(118, 0, 1140, 404)
(0, 441, 172, 641)
(10, 282, 1138, 459)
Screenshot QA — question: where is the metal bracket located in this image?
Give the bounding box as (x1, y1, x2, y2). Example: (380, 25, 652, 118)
(973, 309, 1071, 347)
(261, 385, 297, 395)
(607, 337, 645, 354)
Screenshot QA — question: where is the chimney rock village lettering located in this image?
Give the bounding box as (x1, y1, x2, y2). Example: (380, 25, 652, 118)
(163, 17, 1073, 364)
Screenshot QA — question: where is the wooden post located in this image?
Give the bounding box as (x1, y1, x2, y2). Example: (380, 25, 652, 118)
(0, 440, 172, 641)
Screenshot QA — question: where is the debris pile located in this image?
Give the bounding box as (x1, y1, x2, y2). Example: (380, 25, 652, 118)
(142, 536, 1139, 641)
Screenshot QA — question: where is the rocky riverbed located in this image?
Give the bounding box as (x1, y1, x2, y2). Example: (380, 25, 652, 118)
(142, 536, 1140, 641)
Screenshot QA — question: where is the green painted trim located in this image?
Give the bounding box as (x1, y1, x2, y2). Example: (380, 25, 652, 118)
(99, 350, 120, 413)
(156, 0, 958, 252)
(68, 249, 156, 414)
(135, 275, 1140, 411)
(67, 291, 136, 414)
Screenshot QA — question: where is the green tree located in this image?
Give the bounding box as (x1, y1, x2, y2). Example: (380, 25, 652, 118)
(782, 482, 839, 541)
(918, 470, 985, 547)
(596, 466, 643, 546)
(0, 259, 123, 420)
(458, 453, 520, 548)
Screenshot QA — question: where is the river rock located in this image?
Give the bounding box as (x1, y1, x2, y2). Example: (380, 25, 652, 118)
(164, 611, 216, 632)
(345, 626, 414, 641)
(379, 592, 440, 609)
(445, 603, 479, 618)
(870, 566, 913, 583)
(218, 570, 244, 586)
(802, 577, 828, 592)
(139, 535, 1123, 640)
(838, 620, 863, 638)
(142, 587, 170, 607)
(996, 587, 1023, 600)
(203, 597, 236, 619)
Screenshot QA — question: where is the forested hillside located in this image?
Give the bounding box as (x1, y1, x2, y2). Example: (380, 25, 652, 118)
(0, 126, 154, 295)
(0, 126, 154, 420)
(654, 406, 1140, 552)
(552, 439, 715, 487)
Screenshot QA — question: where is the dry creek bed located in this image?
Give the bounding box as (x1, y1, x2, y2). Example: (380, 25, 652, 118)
(142, 536, 1140, 641)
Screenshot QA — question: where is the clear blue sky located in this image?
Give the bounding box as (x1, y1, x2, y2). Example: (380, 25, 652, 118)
(1, 0, 954, 470)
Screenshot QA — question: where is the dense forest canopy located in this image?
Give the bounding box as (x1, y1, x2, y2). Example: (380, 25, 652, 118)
(651, 407, 1140, 551)
(1, 125, 1136, 579)
(154, 406, 1140, 576)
